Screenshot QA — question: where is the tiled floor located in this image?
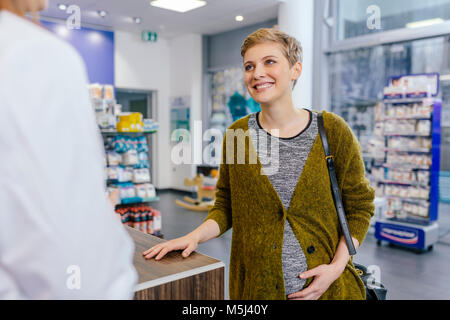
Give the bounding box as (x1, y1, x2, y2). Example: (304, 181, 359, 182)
(150, 190, 450, 300)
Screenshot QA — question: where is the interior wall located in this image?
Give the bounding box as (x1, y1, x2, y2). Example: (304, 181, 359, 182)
(278, 0, 315, 110)
(205, 19, 278, 71)
(114, 30, 171, 189)
(313, 0, 331, 111)
(169, 34, 203, 191)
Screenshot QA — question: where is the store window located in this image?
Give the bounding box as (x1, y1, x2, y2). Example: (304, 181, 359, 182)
(328, 36, 450, 156)
(336, 0, 450, 40)
(327, 35, 450, 202)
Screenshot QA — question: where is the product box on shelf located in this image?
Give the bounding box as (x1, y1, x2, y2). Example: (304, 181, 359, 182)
(90, 83, 118, 130)
(89, 83, 103, 100)
(117, 113, 145, 132)
(115, 204, 162, 236)
(383, 73, 439, 100)
(143, 118, 159, 131)
(135, 183, 156, 199)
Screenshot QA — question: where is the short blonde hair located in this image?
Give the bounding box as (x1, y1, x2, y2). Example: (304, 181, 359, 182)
(241, 28, 303, 88)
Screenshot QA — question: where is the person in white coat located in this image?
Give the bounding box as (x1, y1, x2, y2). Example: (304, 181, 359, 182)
(0, 0, 137, 299)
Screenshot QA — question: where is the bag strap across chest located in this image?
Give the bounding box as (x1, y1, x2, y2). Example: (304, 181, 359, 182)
(317, 113, 357, 256)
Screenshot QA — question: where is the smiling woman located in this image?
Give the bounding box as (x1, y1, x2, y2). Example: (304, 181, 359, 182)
(142, 26, 375, 301)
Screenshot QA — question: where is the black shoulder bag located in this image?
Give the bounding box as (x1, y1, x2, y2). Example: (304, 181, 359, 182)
(317, 113, 387, 301)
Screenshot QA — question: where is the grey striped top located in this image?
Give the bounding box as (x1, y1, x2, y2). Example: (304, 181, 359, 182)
(248, 109, 318, 296)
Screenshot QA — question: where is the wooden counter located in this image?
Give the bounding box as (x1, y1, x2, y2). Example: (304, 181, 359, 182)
(127, 227, 225, 300)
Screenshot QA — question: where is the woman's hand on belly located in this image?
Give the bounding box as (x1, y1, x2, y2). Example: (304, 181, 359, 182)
(286, 263, 344, 300)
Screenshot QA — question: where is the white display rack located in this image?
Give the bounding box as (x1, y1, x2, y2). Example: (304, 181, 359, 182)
(371, 96, 441, 224)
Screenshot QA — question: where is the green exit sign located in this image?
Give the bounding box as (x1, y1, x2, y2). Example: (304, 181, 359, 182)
(142, 31, 158, 42)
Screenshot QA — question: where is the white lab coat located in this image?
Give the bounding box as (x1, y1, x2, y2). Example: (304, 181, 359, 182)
(0, 10, 137, 299)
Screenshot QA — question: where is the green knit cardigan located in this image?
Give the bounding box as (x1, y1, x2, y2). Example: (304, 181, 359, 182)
(204, 110, 375, 300)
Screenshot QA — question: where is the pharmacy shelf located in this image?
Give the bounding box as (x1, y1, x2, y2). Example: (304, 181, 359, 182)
(101, 130, 158, 135)
(375, 97, 441, 224)
(383, 97, 433, 103)
(383, 132, 430, 137)
(102, 129, 160, 220)
(385, 195, 429, 203)
(120, 196, 160, 205)
(377, 180, 429, 187)
(384, 215, 430, 226)
(381, 115, 431, 121)
(381, 163, 430, 170)
(384, 147, 431, 153)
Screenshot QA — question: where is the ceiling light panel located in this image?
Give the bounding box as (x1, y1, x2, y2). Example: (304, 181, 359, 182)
(150, 0, 207, 13)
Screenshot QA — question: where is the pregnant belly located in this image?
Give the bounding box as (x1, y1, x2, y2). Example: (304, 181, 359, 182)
(282, 220, 308, 295)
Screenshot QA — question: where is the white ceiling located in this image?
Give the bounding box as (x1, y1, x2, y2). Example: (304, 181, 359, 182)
(41, 0, 281, 38)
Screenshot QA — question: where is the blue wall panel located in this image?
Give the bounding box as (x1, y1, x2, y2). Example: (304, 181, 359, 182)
(41, 20, 114, 85)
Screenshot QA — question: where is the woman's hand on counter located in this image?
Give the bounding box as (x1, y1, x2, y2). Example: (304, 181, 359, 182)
(142, 234, 199, 260)
(142, 219, 220, 261)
